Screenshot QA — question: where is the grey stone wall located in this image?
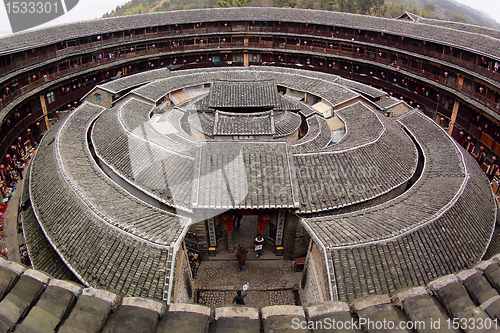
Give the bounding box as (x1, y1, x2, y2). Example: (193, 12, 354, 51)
(283, 212, 303, 259)
(292, 222, 310, 258)
(174, 246, 196, 304)
(299, 240, 327, 306)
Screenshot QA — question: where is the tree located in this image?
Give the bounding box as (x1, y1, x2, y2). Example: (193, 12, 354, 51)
(451, 12, 466, 23)
(423, 3, 435, 13)
(337, 0, 356, 13)
(370, 0, 385, 15)
(358, 0, 371, 14)
(216, 0, 248, 6)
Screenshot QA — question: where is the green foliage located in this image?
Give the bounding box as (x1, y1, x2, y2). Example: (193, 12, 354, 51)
(124, 3, 146, 14)
(383, 2, 405, 17)
(216, 0, 248, 7)
(381, 2, 433, 18)
(451, 12, 466, 23)
(101, 0, 500, 31)
(423, 3, 435, 13)
(385, 0, 500, 29)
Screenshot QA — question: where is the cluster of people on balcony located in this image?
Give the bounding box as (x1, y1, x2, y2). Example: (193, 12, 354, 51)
(462, 136, 499, 181)
(0, 136, 32, 199)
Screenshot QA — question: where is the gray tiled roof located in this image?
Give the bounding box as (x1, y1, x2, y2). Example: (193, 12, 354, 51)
(100, 69, 172, 94)
(92, 99, 196, 211)
(131, 72, 213, 103)
(19, 62, 498, 311)
(192, 141, 299, 209)
(292, 115, 331, 153)
(294, 111, 417, 213)
(131, 67, 360, 109)
(92, 65, 366, 213)
(2, 255, 500, 332)
(195, 95, 210, 112)
(156, 108, 199, 148)
(274, 111, 301, 138)
(21, 167, 79, 282)
(398, 11, 420, 22)
(94, 68, 416, 215)
(331, 162, 494, 302)
(189, 109, 299, 138)
(209, 80, 279, 109)
(417, 16, 500, 41)
(291, 99, 318, 118)
(374, 96, 402, 110)
(1, 8, 500, 61)
(29, 110, 175, 300)
(303, 111, 495, 302)
(59, 103, 189, 245)
(188, 112, 215, 137)
(335, 78, 387, 99)
(213, 110, 274, 136)
(303, 111, 465, 246)
(327, 101, 385, 151)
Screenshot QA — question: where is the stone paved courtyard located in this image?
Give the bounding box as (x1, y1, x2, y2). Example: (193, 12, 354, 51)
(194, 260, 301, 308)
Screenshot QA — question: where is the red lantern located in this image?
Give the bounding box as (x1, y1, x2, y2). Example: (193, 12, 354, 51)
(220, 215, 233, 232)
(258, 215, 270, 232)
(258, 219, 265, 232)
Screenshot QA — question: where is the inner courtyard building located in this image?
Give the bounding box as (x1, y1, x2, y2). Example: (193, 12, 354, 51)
(0, 9, 500, 329)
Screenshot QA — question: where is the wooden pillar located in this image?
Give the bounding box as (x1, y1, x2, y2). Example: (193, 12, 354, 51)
(448, 100, 460, 135)
(435, 114, 441, 124)
(244, 53, 249, 67)
(244, 37, 249, 47)
(457, 75, 464, 92)
(39, 95, 50, 130)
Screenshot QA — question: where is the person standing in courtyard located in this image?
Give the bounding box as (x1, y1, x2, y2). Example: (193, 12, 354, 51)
(235, 244, 248, 272)
(254, 234, 264, 259)
(232, 290, 247, 305)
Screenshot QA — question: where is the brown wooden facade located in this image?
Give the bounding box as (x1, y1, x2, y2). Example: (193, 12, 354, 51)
(1, 14, 500, 159)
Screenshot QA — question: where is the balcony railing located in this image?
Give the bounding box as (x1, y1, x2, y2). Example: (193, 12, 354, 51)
(1, 40, 499, 114)
(2, 25, 500, 83)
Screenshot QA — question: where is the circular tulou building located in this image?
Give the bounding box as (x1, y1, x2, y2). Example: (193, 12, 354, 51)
(0, 7, 499, 309)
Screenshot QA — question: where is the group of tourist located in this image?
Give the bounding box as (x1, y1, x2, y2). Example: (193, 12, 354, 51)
(232, 235, 264, 306)
(461, 136, 499, 181)
(0, 137, 32, 199)
(235, 234, 265, 272)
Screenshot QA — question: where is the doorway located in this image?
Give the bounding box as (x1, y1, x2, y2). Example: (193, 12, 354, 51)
(228, 214, 275, 259)
(231, 215, 259, 250)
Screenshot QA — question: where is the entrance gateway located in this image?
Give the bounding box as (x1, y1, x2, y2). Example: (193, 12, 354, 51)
(182, 80, 307, 260)
(187, 209, 297, 259)
(186, 140, 304, 259)
(214, 210, 286, 257)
